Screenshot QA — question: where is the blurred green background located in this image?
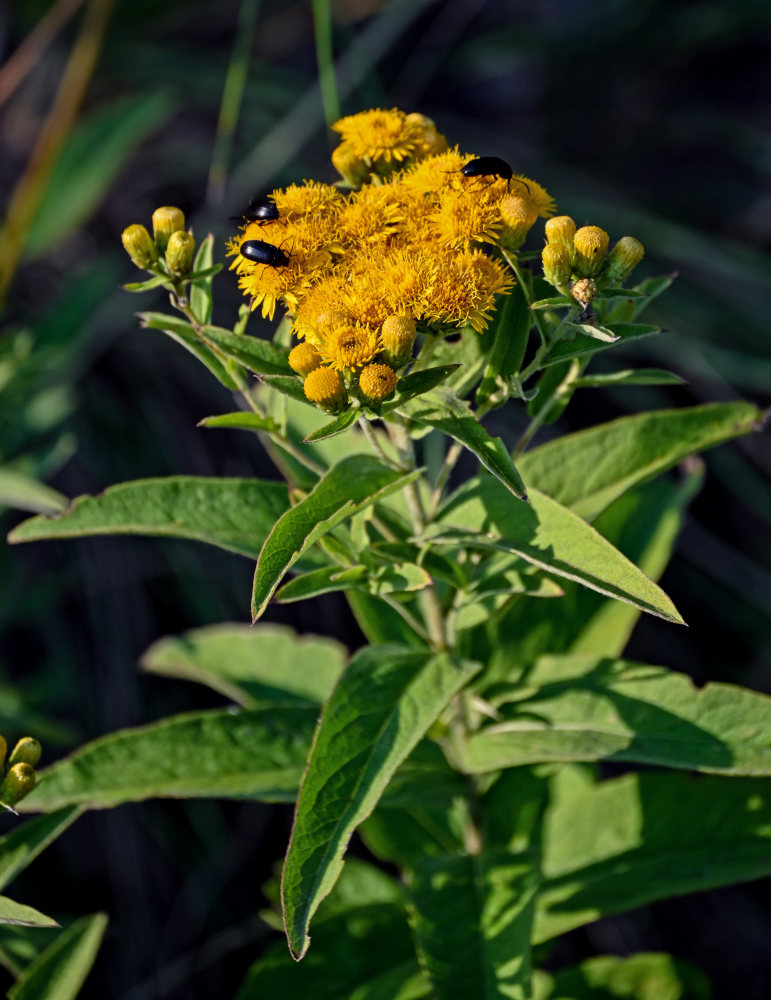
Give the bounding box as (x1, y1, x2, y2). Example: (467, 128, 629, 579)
(1, 0, 769, 997)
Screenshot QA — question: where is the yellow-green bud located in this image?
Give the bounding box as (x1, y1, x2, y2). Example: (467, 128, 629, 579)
(573, 225, 609, 277)
(152, 206, 185, 254)
(303, 366, 348, 413)
(0, 735, 6, 770)
(359, 363, 398, 403)
(498, 195, 538, 251)
(544, 215, 576, 248)
(8, 737, 41, 769)
(121, 224, 157, 269)
(288, 341, 323, 376)
(380, 315, 416, 367)
(605, 236, 645, 283)
(331, 144, 369, 188)
(405, 113, 448, 159)
(571, 277, 598, 306)
(0, 763, 36, 808)
(541, 243, 572, 293)
(165, 230, 195, 277)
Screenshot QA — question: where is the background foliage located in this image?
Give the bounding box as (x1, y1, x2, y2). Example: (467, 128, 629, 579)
(1, 0, 769, 997)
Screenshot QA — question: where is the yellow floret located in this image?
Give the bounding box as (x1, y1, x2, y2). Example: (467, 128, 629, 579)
(323, 323, 380, 370)
(332, 108, 422, 164)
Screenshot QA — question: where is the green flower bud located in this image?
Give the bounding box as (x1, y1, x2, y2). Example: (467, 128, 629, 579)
(121, 224, 158, 269)
(152, 206, 185, 254)
(571, 277, 598, 306)
(541, 243, 572, 293)
(605, 236, 645, 283)
(8, 737, 42, 769)
(0, 763, 36, 809)
(165, 230, 195, 277)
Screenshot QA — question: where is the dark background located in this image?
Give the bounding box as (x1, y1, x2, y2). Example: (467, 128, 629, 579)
(1, 0, 770, 996)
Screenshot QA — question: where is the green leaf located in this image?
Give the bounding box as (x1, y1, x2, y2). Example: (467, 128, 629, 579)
(122, 274, 170, 293)
(463, 654, 771, 775)
(597, 286, 648, 299)
(26, 91, 173, 257)
(19, 707, 316, 811)
(535, 771, 771, 942)
(7, 913, 107, 1000)
(408, 851, 538, 1000)
(0, 469, 67, 515)
(0, 897, 58, 929)
(276, 563, 430, 604)
(199, 326, 293, 375)
(9, 476, 289, 561)
(536, 952, 711, 1000)
(518, 401, 763, 520)
(406, 390, 528, 499)
(345, 590, 428, 649)
(381, 365, 461, 413)
(0, 809, 81, 892)
(477, 284, 531, 406)
(429, 329, 490, 397)
(141, 623, 346, 707)
(281, 644, 480, 959)
(199, 412, 281, 433)
(573, 368, 685, 388)
(304, 409, 360, 442)
(530, 296, 574, 310)
(435, 480, 684, 624)
(263, 374, 314, 405)
(138, 312, 241, 389)
(252, 456, 422, 620)
(568, 322, 619, 343)
(543, 323, 659, 367)
(189, 234, 215, 324)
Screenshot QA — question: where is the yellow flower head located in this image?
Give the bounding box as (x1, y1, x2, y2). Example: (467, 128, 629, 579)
(293, 277, 354, 346)
(404, 113, 448, 159)
(322, 323, 381, 370)
(272, 181, 343, 223)
(303, 366, 347, 411)
(332, 108, 422, 164)
(431, 191, 502, 249)
(509, 175, 555, 219)
(541, 243, 572, 291)
(401, 147, 470, 195)
(288, 341, 323, 375)
(426, 247, 514, 333)
(359, 363, 398, 402)
(342, 268, 393, 329)
(335, 184, 403, 249)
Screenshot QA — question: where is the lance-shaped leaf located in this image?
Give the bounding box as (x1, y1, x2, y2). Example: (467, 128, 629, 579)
(19, 707, 317, 812)
(190, 233, 215, 324)
(252, 456, 422, 620)
(0, 470, 68, 516)
(199, 412, 281, 434)
(9, 476, 289, 560)
(408, 850, 539, 1000)
(141, 623, 345, 707)
(518, 401, 764, 520)
(535, 953, 711, 1000)
(0, 808, 81, 891)
(435, 479, 684, 624)
(462, 654, 771, 775)
(138, 312, 241, 389)
(573, 368, 684, 388)
(405, 390, 527, 500)
(535, 771, 771, 942)
(304, 409, 360, 442)
(476, 284, 531, 407)
(542, 322, 659, 367)
(8, 912, 107, 1000)
(199, 325, 293, 375)
(0, 897, 58, 929)
(381, 365, 461, 413)
(277, 563, 430, 604)
(281, 644, 481, 959)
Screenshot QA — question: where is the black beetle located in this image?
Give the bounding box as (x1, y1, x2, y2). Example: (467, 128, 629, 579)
(239, 239, 291, 269)
(459, 157, 530, 195)
(231, 196, 280, 224)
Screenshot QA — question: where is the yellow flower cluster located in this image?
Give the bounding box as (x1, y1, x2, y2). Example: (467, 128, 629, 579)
(227, 109, 555, 413)
(0, 734, 41, 811)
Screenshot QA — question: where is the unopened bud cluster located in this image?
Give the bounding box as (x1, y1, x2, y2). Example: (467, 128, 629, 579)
(0, 735, 42, 811)
(122, 206, 195, 278)
(542, 215, 644, 305)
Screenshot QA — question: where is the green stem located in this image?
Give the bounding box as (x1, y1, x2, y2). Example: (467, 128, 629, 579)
(502, 250, 549, 348)
(311, 0, 341, 130)
(428, 439, 463, 519)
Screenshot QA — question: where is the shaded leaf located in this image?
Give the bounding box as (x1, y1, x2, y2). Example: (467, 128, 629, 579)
(0, 470, 67, 515)
(518, 401, 763, 520)
(463, 654, 771, 775)
(477, 284, 531, 406)
(7, 913, 107, 1000)
(282, 645, 480, 959)
(574, 368, 685, 388)
(0, 809, 81, 892)
(189, 234, 215, 325)
(141, 623, 346, 706)
(252, 456, 422, 620)
(199, 412, 280, 433)
(9, 476, 289, 561)
(381, 365, 461, 413)
(535, 771, 771, 942)
(19, 708, 317, 811)
(408, 850, 538, 1000)
(535, 952, 711, 1000)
